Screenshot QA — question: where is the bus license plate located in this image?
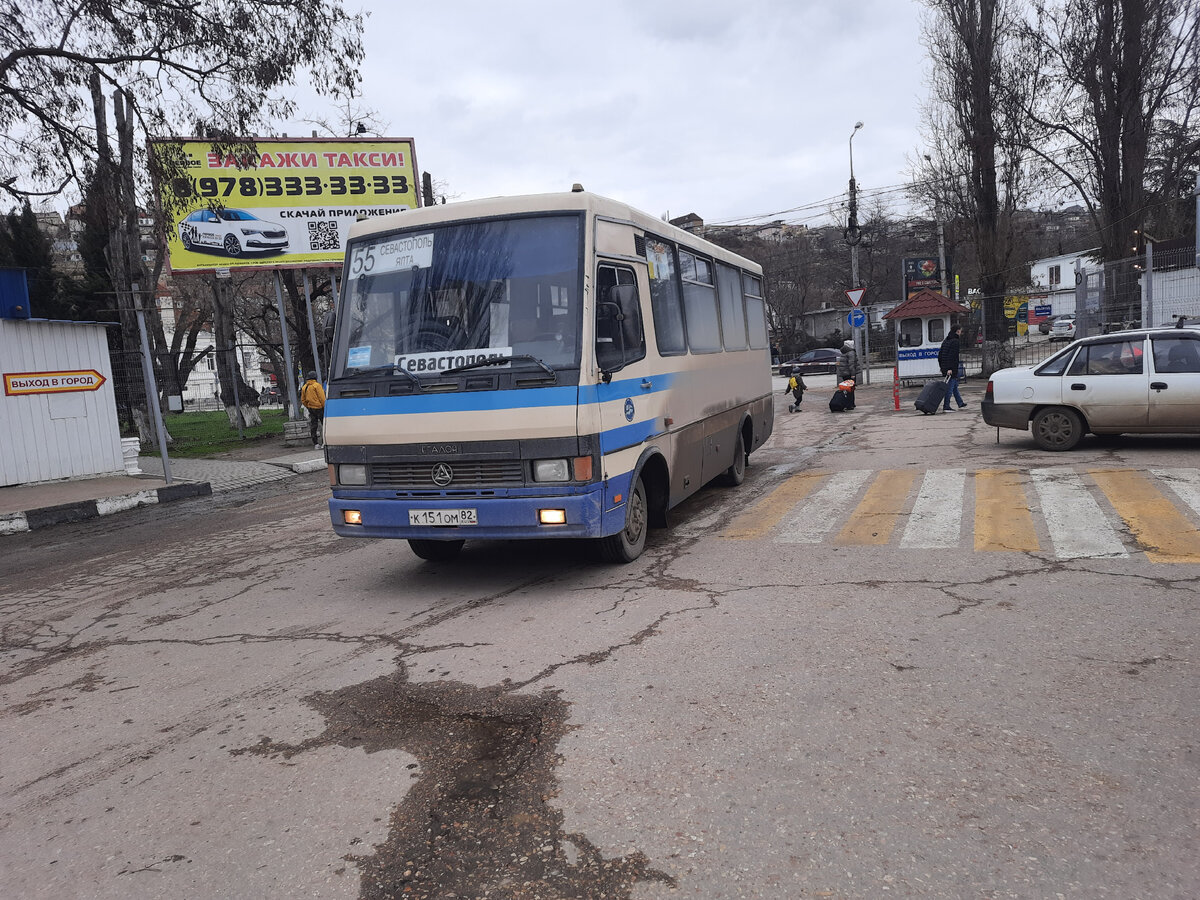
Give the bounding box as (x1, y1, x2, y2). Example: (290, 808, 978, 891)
(409, 508, 478, 526)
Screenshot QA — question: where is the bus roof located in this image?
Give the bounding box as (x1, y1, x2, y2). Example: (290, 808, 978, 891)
(346, 190, 763, 275)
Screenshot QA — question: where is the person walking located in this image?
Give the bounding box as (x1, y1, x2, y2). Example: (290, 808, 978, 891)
(938, 325, 968, 410)
(836, 340, 858, 409)
(783, 372, 806, 412)
(300, 371, 326, 448)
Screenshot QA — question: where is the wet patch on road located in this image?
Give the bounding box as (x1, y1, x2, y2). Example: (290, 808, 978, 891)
(238, 670, 674, 899)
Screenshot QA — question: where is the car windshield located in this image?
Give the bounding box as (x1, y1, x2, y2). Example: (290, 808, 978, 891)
(333, 214, 583, 378)
(218, 210, 258, 222)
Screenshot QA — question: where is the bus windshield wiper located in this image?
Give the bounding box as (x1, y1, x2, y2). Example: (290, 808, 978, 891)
(333, 364, 422, 390)
(444, 354, 556, 380)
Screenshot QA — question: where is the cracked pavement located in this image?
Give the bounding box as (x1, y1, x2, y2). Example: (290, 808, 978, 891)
(1, 384, 1198, 898)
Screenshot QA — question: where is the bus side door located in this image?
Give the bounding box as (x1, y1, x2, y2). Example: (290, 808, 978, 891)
(593, 263, 664, 483)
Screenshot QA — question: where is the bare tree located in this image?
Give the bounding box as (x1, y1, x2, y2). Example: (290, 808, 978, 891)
(919, 0, 1037, 372)
(1025, 0, 1200, 262)
(0, 1, 364, 204)
(2, 0, 363, 438)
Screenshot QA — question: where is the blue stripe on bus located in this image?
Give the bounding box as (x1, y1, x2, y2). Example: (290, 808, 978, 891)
(599, 419, 662, 454)
(580, 372, 677, 405)
(327, 372, 678, 417)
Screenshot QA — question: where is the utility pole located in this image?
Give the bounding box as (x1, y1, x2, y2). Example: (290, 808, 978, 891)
(846, 122, 868, 384)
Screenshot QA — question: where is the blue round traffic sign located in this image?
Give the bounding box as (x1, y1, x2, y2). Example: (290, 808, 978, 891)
(848, 308, 867, 328)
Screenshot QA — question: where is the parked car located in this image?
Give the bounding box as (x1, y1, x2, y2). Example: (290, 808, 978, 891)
(982, 324, 1200, 450)
(779, 347, 842, 377)
(1048, 314, 1077, 342)
(178, 208, 290, 257)
(1040, 313, 1072, 334)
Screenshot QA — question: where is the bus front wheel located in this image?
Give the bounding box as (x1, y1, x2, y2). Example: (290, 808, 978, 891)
(598, 476, 648, 563)
(408, 539, 464, 561)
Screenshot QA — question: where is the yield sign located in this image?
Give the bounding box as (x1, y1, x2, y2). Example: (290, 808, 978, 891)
(845, 288, 866, 307)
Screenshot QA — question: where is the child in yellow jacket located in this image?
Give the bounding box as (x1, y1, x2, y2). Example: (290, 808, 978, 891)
(783, 373, 806, 412)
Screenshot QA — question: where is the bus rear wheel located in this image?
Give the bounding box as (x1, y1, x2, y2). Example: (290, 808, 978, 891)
(720, 430, 747, 486)
(408, 539, 464, 561)
(597, 476, 648, 563)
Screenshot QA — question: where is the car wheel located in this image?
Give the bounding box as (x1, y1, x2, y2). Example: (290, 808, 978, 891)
(597, 475, 648, 563)
(408, 539, 464, 561)
(1032, 407, 1085, 451)
(181, 228, 195, 251)
(223, 233, 242, 257)
(720, 430, 747, 486)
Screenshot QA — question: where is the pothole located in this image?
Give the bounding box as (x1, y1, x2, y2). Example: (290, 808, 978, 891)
(238, 670, 674, 898)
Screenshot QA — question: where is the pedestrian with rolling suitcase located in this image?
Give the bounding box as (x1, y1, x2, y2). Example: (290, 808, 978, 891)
(937, 324, 968, 411)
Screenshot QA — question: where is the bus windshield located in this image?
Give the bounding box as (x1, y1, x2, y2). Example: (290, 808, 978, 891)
(333, 214, 583, 378)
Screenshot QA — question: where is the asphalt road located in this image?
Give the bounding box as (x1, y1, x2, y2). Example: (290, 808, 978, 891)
(2, 379, 1198, 899)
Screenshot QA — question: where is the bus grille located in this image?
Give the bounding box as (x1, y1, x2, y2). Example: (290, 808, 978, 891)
(371, 460, 525, 488)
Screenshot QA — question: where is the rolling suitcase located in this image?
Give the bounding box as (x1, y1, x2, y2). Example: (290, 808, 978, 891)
(915, 375, 951, 415)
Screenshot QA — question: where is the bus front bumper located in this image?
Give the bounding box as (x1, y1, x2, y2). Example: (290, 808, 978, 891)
(329, 486, 611, 541)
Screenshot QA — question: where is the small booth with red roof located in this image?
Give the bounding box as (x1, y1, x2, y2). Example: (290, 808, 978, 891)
(882, 289, 970, 382)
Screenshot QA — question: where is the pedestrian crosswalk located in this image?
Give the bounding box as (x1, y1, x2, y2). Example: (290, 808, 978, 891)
(723, 467, 1200, 563)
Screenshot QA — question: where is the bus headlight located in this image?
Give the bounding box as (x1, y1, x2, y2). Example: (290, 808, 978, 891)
(532, 459, 570, 482)
(339, 464, 367, 485)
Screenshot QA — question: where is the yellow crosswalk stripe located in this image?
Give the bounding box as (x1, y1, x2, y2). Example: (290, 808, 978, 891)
(974, 469, 1039, 552)
(722, 470, 827, 539)
(1090, 469, 1200, 563)
(836, 469, 916, 545)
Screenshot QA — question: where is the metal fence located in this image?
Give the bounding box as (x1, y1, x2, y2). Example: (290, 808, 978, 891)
(1076, 244, 1200, 335)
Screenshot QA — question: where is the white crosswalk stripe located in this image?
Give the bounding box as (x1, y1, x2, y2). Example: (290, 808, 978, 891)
(1155, 468, 1200, 518)
(775, 469, 872, 543)
(900, 468, 966, 548)
(1030, 467, 1128, 559)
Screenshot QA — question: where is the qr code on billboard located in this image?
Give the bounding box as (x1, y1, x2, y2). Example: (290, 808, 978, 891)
(307, 220, 340, 252)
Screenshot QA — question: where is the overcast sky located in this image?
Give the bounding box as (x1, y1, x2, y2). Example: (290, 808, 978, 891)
(286, 0, 930, 227)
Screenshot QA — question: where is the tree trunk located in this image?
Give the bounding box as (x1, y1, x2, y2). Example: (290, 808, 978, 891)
(211, 277, 262, 429)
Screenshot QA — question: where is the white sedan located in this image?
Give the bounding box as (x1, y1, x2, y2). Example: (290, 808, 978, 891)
(982, 324, 1200, 450)
(178, 208, 289, 257)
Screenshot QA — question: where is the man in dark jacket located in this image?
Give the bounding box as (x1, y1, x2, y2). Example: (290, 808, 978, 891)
(938, 325, 967, 410)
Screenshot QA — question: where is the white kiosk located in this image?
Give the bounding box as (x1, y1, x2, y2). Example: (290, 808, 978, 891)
(883, 289, 969, 383)
(0, 269, 125, 487)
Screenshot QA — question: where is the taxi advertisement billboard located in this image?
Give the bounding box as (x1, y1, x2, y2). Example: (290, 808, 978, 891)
(152, 138, 420, 273)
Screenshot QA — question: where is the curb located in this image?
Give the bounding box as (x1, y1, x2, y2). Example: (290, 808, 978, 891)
(290, 459, 327, 475)
(1, 481, 212, 535)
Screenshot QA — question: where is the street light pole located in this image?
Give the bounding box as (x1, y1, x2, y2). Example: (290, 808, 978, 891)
(847, 122, 868, 383)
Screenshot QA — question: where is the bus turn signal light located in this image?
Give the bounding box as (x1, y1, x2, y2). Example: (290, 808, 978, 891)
(572, 456, 593, 481)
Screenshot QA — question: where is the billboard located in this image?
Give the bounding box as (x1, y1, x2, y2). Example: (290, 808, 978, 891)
(903, 256, 942, 299)
(152, 138, 420, 273)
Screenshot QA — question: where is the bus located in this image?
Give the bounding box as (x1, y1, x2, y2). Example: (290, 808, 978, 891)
(324, 188, 774, 562)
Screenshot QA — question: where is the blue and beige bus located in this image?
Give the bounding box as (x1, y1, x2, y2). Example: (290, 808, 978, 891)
(325, 188, 774, 562)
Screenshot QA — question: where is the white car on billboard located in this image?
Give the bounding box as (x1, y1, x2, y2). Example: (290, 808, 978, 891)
(178, 208, 289, 257)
